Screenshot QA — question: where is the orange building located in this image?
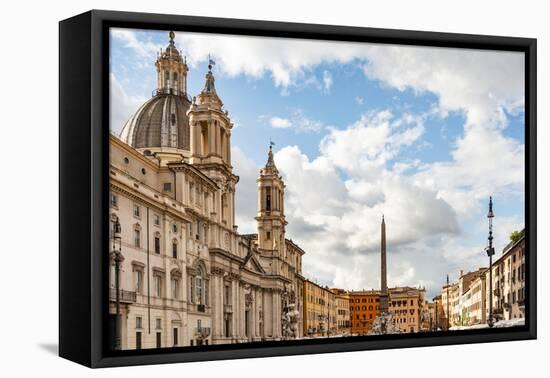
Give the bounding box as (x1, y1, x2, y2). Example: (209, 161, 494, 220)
(389, 286, 425, 333)
(348, 290, 381, 335)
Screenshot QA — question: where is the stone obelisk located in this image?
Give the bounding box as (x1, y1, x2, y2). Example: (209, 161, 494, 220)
(379, 215, 389, 313)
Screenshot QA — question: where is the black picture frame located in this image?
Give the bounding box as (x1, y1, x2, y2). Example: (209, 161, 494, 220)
(59, 9, 537, 368)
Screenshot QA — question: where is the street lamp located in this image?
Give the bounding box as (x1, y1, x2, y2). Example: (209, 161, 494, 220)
(485, 197, 495, 328)
(112, 216, 123, 349)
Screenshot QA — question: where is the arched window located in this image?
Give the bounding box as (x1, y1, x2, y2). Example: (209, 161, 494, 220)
(195, 265, 204, 304)
(165, 70, 170, 93)
(173, 72, 178, 94)
(193, 264, 209, 306)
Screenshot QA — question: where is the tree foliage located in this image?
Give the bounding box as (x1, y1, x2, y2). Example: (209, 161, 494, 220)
(510, 230, 522, 243)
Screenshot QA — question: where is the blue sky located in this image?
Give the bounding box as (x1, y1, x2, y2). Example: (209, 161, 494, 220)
(110, 28, 525, 298)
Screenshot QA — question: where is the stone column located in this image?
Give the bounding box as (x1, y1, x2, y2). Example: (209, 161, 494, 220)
(249, 287, 256, 340)
(240, 284, 246, 338)
(190, 121, 199, 157)
(211, 274, 220, 339)
(216, 127, 222, 158)
(226, 131, 231, 165)
(273, 289, 281, 339)
(208, 121, 215, 157)
(231, 279, 238, 339)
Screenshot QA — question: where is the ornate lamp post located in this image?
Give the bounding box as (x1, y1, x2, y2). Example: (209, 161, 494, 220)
(485, 197, 495, 328)
(112, 216, 123, 349)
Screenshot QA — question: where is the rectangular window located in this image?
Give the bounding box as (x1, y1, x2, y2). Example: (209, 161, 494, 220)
(154, 214, 160, 226)
(163, 182, 172, 192)
(136, 316, 142, 329)
(195, 221, 200, 240)
(154, 237, 160, 254)
(134, 269, 143, 293)
(110, 193, 118, 208)
(224, 285, 230, 305)
(172, 242, 178, 258)
(134, 229, 141, 248)
(155, 275, 162, 297)
(156, 318, 161, 329)
(156, 332, 162, 348)
(172, 278, 179, 299)
(173, 328, 179, 346)
(136, 332, 142, 350)
(133, 204, 140, 218)
(266, 231, 271, 240)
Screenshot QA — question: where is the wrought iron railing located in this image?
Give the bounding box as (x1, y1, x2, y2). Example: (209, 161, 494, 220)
(196, 327, 211, 338)
(109, 288, 137, 303)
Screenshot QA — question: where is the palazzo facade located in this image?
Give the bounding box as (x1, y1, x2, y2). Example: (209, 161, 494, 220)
(109, 31, 304, 349)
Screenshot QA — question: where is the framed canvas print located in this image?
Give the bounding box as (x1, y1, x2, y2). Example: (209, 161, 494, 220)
(59, 10, 537, 368)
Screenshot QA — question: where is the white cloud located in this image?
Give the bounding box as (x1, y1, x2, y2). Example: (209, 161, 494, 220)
(269, 117, 292, 129)
(273, 111, 460, 295)
(268, 110, 325, 133)
(232, 146, 260, 234)
(109, 73, 146, 134)
(319, 110, 425, 180)
(355, 96, 364, 105)
(111, 28, 162, 61)
(361, 45, 524, 128)
(322, 70, 333, 93)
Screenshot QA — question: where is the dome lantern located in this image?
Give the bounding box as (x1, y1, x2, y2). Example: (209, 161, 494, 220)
(155, 31, 189, 96)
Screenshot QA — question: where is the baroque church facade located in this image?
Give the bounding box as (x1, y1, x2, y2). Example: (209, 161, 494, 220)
(109, 31, 305, 349)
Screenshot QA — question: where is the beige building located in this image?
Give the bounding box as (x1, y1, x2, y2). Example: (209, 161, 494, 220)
(487, 230, 526, 322)
(303, 280, 336, 337)
(388, 287, 425, 333)
(462, 269, 488, 325)
(108, 31, 305, 350)
(331, 289, 351, 336)
(439, 230, 526, 329)
(440, 281, 458, 329)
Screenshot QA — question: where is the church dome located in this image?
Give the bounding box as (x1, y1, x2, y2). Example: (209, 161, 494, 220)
(120, 94, 191, 151)
(119, 31, 192, 152)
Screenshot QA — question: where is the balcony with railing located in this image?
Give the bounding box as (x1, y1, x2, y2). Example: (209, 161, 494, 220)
(196, 327, 211, 339)
(109, 288, 137, 303)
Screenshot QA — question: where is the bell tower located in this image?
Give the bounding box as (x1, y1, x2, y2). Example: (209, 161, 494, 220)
(188, 62, 233, 167)
(188, 61, 239, 230)
(155, 31, 189, 96)
(256, 144, 287, 263)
